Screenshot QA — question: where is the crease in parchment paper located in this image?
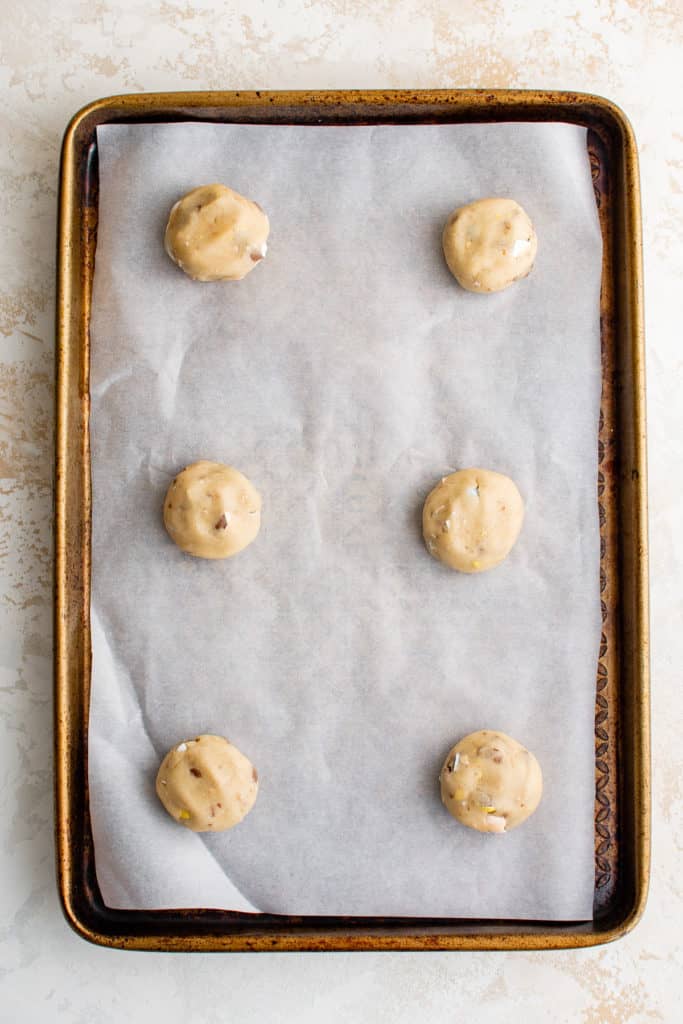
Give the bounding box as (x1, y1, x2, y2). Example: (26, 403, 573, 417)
(88, 121, 602, 919)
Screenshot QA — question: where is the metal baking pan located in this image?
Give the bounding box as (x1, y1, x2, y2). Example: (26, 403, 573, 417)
(55, 89, 649, 951)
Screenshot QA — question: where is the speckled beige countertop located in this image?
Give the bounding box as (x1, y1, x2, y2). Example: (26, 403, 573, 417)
(1, 1, 680, 1020)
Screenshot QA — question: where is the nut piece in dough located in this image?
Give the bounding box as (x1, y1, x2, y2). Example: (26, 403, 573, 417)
(163, 460, 261, 560)
(439, 730, 542, 834)
(442, 197, 537, 293)
(422, 468, 524, 573)
(156, 734, 259, 832)
(164, 183, 269, 282)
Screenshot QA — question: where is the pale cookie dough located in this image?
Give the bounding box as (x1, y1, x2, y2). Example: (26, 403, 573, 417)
(164, 183, 269, 282)
(442, 197, 537, 293)
(439, 730, 543, 834)
(422, 468, 524, 573)
(163, 460, 261, 560)
(156, 734, 259, 832)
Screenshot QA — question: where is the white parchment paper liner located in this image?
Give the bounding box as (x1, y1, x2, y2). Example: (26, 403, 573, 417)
(88, 121, 602, 918)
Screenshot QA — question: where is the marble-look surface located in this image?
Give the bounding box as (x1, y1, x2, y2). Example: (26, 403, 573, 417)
(0, 1, 680, 1020)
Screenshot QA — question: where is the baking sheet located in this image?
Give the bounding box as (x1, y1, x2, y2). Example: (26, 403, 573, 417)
(88, 121, 602, 919)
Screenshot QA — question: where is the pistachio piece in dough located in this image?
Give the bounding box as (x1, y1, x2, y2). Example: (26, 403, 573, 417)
(442, 197, 537, 293)
(439, 730, 542, 834)
(422, 468, 524, 573)
(164, 183, 269, 282)
(163, 460, 261, 560)
(156, 734, 259, 832)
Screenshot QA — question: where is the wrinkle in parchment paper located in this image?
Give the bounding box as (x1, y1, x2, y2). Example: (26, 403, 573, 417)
(89, 121, 602, 918)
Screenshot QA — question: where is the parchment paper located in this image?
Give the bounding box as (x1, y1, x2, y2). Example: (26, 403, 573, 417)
(89, 121, 602, 919)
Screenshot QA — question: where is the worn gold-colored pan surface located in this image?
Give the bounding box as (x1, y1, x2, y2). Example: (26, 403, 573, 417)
(55, 90, 649, 951)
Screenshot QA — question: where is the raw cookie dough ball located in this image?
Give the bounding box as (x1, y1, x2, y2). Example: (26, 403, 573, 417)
(442, 197, 537, 293)
(156, 734, 259, 832)
(422, 467, 524, 573)
(439, 730, 543, 834)
(163, 460, 261, 560)
(164, 183, 269, 282)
